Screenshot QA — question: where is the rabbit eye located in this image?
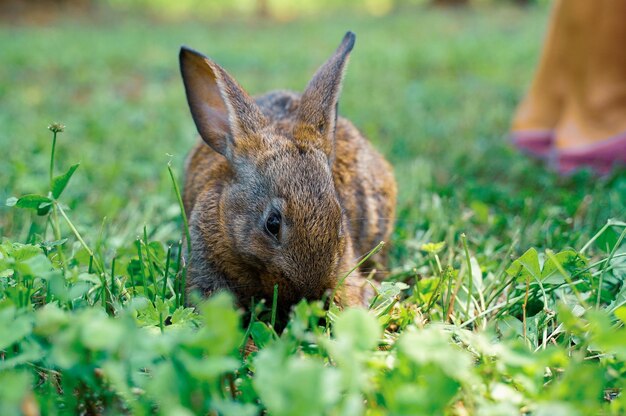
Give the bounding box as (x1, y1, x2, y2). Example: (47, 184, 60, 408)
(265, 210, 281, 240)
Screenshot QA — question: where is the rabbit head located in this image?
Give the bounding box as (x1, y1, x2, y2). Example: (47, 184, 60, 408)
(179, 33, 356, 307)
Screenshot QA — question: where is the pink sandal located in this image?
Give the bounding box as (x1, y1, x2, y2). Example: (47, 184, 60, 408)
(510, 130, 555, 159)
(554, 132, 626, 175)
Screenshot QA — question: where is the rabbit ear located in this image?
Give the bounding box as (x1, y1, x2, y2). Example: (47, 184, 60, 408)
(179, 47, 267, 160)
(295, 32, 355, 156)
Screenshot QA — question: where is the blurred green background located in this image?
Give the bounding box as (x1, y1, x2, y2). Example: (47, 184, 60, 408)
(1, 0, 551, 22)
(1, 0, 623, 266)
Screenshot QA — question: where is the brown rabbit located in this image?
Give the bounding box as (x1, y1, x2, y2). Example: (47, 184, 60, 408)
(179, 32, 396, 311)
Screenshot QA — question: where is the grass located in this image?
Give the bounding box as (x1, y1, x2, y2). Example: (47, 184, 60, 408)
(1, 4, 626, 415)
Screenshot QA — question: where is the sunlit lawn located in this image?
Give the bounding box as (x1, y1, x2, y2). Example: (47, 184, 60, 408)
(2, 6, 622, 250)
(1, 5, 625, 414)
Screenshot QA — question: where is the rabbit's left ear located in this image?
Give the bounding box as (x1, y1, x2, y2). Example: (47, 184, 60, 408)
(295, 32, 355, 157)
(179, 47, 267, 162)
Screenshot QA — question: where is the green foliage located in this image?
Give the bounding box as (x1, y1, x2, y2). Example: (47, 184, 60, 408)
(1, 5, 625, 415)
(101, 0, 550, 22)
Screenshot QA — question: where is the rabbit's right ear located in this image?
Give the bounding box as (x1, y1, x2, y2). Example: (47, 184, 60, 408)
(179, 47, 267, 160)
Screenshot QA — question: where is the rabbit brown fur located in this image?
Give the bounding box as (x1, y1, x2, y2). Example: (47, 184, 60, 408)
(179, 32, 396, 311)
